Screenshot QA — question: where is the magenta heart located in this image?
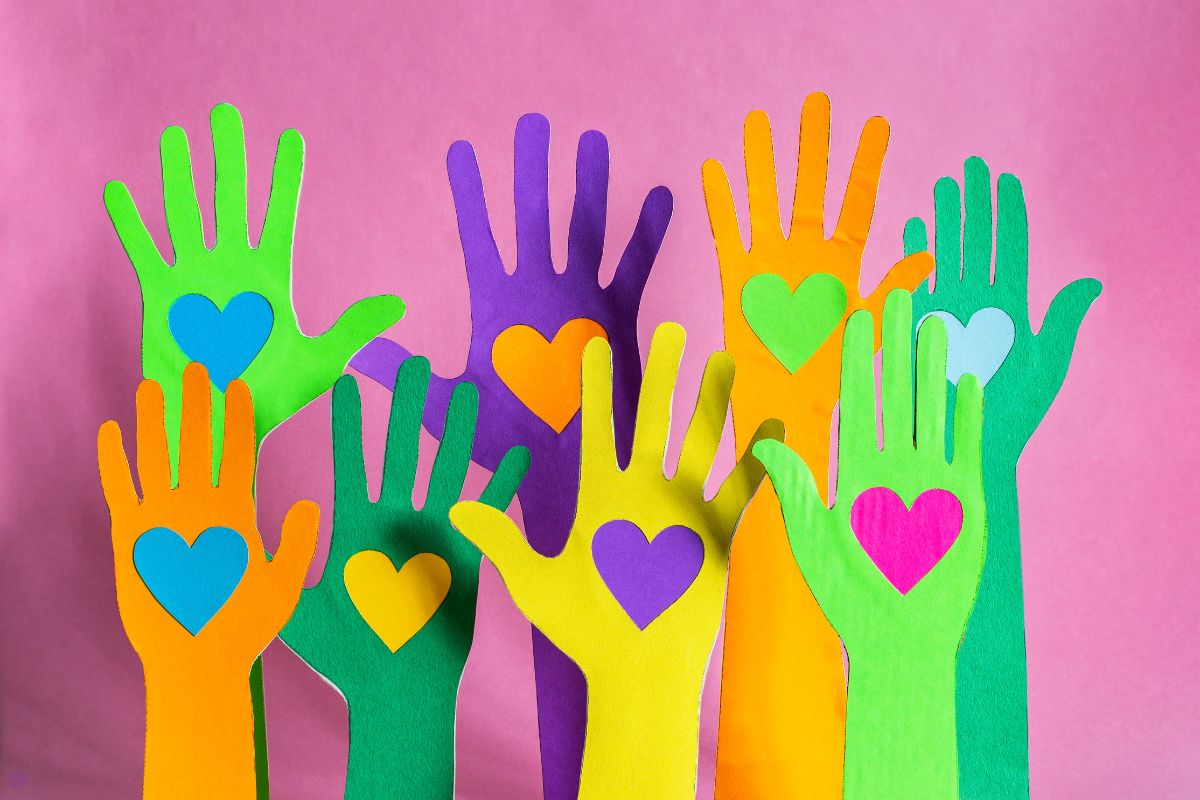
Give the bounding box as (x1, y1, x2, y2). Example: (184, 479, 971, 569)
(592, 520, 704, 629)
(849, 487, 963, 594)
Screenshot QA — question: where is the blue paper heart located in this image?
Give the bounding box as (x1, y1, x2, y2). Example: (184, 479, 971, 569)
(919, 308, 1016, 386)
(133, 526, 249, 635)
(168, 292, 273, 390)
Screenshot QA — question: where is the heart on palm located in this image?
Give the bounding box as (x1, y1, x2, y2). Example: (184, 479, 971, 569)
(169, 292, 274, 390)
(344, 551, 451, 652)
(592, 520, 704, 629)
(741, 273, 847, 372)
(850, 488, 963, 594)
(492, 319, 608, 433)
(133, 526, 250, 635)
(919, 308, 1015, 386)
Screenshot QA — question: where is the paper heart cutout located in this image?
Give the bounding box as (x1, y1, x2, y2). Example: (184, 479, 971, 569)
(742, 273, 847, 372)
(919, 308, 1015, 386)
(492, 319, 608, 432)
(850, 487, 963, 594)
(169, 292, 274, 390)
(592, 520, 704, 629)
(133, 526, 249, 635)
(344, 551, 451, 652)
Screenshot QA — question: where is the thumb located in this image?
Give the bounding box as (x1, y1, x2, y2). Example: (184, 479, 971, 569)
(752, 439, 827, 579)
(322, 294, 406, 366)
(449, 501, 540, 581)
(265, 500, 320, 618)
(349, 338, 458, 442)
(1037, 277, 1101, 381)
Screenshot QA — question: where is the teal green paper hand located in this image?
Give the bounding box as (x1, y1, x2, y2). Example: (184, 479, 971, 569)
(754, 290, 986, 800)
(281, 360, 529, 800)
(905, 157, 1101, 800)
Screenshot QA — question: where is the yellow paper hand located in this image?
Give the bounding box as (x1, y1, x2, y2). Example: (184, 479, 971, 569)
(450, 323, 781, 800)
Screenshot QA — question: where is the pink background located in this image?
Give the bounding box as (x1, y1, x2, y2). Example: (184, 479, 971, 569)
(1, 1, 1195, 797)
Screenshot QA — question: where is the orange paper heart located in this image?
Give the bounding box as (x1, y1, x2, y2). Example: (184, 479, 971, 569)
(492, 319, 608, 432)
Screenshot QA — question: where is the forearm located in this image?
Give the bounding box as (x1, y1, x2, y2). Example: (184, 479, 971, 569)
(143, 663, 257, 799)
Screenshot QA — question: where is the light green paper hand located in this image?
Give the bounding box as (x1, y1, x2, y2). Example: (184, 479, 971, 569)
(104, 103, 406, 465)
(754, 290, 986, 800)
(905, 157, 1101, 800)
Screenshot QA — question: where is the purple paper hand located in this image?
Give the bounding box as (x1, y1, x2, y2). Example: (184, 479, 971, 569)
(350, 113, 672, 800)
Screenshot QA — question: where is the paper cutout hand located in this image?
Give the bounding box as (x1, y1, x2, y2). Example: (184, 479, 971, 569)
(280, 359, 528, 800)
(97, 363, 318, 799)
(104, 103, 406, 463)
(449, 323, 781, 800)
(703, 93, 932, 797)
(905, 157, 1102, 799)
(349, 113, 671, 800)
(754, 290, 985, 800)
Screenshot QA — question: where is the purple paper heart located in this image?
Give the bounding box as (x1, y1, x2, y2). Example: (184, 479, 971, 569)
(592, 520, 704, 629)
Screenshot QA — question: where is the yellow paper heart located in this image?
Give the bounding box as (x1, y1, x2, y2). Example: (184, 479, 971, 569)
(343, 551, 451, 652)
(492, 319, 608, 432)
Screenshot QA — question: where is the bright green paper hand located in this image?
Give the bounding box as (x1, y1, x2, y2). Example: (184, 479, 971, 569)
(905, 157, 1101, 800)
(754, 290, 986, 800)
(281, 359, 528, 799)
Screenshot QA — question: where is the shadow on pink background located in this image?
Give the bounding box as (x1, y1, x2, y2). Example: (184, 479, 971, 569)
(1, 1, 1196, 797)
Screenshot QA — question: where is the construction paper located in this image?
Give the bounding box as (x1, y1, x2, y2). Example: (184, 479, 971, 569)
(168, 292, 274, 391)
(104, 104, 404, 793)
(701, 93, 934, 799)
(280, 357, 529, 800)
(754, 290, 986, 800)
(919, 308, 1015, 386)
(905, 157, 1102, 799)
(592, 521, 704, 629)
(492, 318, 608, 432)
(450, 323, 781, 800)
(133, 526, 249, 634)
(741, 273, 847, 372)
(849, 488, 963, 594)
(343, 551, 452, 652)
(348, 113, 671, 800)
(96, 364, 319, 798)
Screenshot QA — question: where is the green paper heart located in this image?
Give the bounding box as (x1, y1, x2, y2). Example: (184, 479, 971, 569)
(742, 273, 848, 372)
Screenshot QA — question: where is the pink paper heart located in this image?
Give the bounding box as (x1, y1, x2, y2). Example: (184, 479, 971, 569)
(849, 487, 963, 594)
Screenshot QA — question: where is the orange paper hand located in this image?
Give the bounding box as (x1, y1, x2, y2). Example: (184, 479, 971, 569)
(704, 93, 932, 799)
(97, 363, 319, 799)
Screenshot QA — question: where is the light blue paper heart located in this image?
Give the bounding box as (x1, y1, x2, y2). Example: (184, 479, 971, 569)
(919, 308, 1015, 386)
(168, 292, 273, 390)
(133, 526, 249, 635)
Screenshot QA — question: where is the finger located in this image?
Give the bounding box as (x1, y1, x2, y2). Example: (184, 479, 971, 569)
(630, 322, 685, 473)
(98, 420, 138, 517)
(218, 379, 257, 492)
(881, 289, 914, 451)
(580, 336, 617, 473)
(713, 418, 783, 532)
(952, 374, 984, 472)
(379, 356, 428, 503)
(565, 130, 609, 281)
(903, 216, 928, 258)
(331, 374, 369, 504)
(514, 113, 553, 274)
(448, 139, 505, 285)
(961, 156, 993, 287)
(267, 500, 321, 606)
(606, 185, 672, 308)
(103, 182, 167, 277)
(751, 437, 822, 522)
(177, 363, 214, 488)
(479, 446, 531, 510)
(839, 309, 877, 457)
(864, 251, 933, 320)
(743, 110, 784, 246)
(449, 501, 541, 586)
(321, 294, 407, 366)
(703, 159, 745, 256)
(833, 115, 889, 253)
(260, 128, 305, 250)
(1038, 277, 1102, 355)
(791, 92, 831, 241)
(915, 314, 948, 457)
(995, 172, 1030, 309)
(159, 125, 205, 256)
(211, 104, 249, 248)
(675, 351, 733, 485)
(933, 175, 963, 285)
(424, 382, 479, 512)
(135, 379, 172, 495)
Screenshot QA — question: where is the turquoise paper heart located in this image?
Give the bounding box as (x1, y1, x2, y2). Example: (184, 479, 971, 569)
(133, 526, 249, 635)
(168, 292, 273, 390)
(919, 308, 1015, 386)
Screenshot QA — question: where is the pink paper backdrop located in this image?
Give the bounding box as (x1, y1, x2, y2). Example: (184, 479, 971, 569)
(1, 1, 1196, 797)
